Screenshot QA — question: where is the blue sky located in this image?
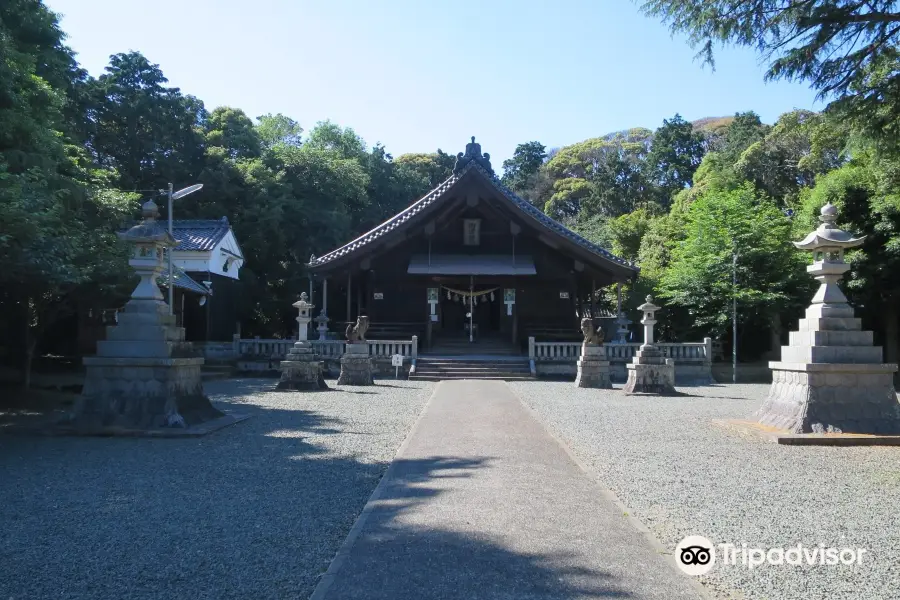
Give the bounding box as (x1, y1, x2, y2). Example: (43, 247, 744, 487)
(46, 0, 821, 167)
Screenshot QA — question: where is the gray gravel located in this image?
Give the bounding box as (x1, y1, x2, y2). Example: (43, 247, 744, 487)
(0, 378, 432, 600)
(509, 381, 900, 600)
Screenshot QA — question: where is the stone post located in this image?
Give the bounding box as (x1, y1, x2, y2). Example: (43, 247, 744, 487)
(574, 319, 612, 388)
(337, 316, 375, 385)
(277, 292, 328, 391)
(756, 203, 900, 433)
(64, 200, 231, 433)
(623, 296, 676, 395)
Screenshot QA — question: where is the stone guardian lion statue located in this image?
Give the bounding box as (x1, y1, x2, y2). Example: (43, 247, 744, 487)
(345, 315, 370, 343)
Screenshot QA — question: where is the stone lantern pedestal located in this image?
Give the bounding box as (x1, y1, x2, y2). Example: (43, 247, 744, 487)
(277, 293, 328, 391)
(61, 200, 243, 435)
(338, 343, 374, 385)
(623, 296, 676, 395)
(337, 317, 374, 385)
(574, 318, 611, 388)
(575, 344, 612, 388)
(756, 204, 900, 434)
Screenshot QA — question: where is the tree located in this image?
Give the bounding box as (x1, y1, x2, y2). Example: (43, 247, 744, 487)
(645, 114, 706, 206)
(81, 51, 206, 190)
(205, 106, 261, 159)
(660, 185, 810, 339)
(393, 150, 456, 188)
(642, 0, 900, 146)
(256, 113, 303, 150)
(501, 141, 547, 192)
(544, 129, 656, 219)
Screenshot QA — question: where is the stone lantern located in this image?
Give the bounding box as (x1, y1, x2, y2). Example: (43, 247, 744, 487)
(277, 292, 328, 390)
(756, 203, 899, 434)
(65, 199, 236, 433)
(623, 295, 676, 395)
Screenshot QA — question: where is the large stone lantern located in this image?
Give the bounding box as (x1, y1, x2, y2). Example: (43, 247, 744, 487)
(623, 296, 676, 395)
(64, 200, 238, 434)
(277, 292, 328, 390)
(756, 203, 900, 433)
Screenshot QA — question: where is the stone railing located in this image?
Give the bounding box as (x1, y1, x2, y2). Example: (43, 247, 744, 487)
(235, 335, 418, 375)
(529, 337, 713, 384)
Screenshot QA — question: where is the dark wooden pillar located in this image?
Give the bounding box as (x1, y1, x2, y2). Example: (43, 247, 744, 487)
(346, 271, 352, 323)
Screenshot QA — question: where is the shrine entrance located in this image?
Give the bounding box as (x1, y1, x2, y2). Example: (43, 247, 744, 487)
(438, 284, 503, 342)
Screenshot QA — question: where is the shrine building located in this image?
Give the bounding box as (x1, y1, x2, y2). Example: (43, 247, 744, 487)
(307, 137, 638, 354)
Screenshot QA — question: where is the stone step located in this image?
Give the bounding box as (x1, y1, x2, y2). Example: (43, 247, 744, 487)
(797, 317, 862, 332)
(789, 330, 874, 347)
(409, 374, 534, 381)
(105, 324, 185, 342)
(780, 345, 884, 364)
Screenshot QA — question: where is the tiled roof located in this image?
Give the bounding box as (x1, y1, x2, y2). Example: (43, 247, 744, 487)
(308, 162, 638, 275)
(157, 264, 212, 295)
(170, 217, 231, 251)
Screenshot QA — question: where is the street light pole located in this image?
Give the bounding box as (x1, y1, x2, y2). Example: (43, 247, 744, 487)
(164, 182, 204, 316)
(168, 183, 174, 315)
(732, 250, 738, 384)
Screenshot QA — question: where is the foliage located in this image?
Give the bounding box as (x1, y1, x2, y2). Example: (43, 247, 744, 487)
(501, 141, 547, 192)
(642, 0, 900, 149)
(659, 185, 810, 335)
(645, 114, 707, 206)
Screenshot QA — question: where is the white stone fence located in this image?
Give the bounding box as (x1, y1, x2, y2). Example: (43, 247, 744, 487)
(234, 335, 418, 374)
(529, 337, 714, 384)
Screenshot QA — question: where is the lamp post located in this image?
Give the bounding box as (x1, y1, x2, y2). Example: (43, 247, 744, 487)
(163, 183, 203, 315)
(732, 250, 738, 384)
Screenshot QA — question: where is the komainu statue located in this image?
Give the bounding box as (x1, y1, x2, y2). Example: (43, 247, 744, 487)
(345, 315, 370, 343)
(580, 317, 604, 346)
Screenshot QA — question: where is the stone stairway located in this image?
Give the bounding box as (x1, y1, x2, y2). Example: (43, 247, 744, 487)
(410, 357, 533, 381)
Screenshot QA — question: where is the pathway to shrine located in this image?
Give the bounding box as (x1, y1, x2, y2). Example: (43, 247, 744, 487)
(310, 380, 705, 600)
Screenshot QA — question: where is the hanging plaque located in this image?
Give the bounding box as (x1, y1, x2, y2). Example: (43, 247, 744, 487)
(373, 292, 384, 300)
(559, 291, 570, 299)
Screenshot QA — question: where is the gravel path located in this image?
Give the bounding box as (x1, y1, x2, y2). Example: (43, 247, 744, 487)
(509, 381, 900, 600)
(0, 378, 433, 600)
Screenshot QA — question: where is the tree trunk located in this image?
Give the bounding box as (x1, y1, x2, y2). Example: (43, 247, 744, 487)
(885, 299, 898, 365)
(769, 313, 782, 360)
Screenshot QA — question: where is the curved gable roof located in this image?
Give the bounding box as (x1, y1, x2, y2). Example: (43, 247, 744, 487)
(308, 161, 639, 280)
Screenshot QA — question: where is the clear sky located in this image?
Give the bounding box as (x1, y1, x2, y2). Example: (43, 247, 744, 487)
(46, 0, 821, 167)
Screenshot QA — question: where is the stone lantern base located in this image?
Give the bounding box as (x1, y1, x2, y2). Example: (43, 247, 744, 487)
(623, 347, 676, 395)
(574, 344, 612, 388)
(277, 341, 328, 391)
(756, 307, 900, 434)
(337, 342, 374, 385)
(61, 300, 234, 434)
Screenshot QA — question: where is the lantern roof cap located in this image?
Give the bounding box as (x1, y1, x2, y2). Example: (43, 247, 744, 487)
(794, 203, 865, 251)
(118, 199, 177, 246)
(292, 291, 314, 310)
(638, 295, 660, 311)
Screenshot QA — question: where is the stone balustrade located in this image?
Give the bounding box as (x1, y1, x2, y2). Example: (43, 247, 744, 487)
(235, 335, 418, 375)
(529, 337, 714, 384)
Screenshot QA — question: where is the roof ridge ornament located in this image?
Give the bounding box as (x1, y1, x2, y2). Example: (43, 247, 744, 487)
(452, 136, 494, 176)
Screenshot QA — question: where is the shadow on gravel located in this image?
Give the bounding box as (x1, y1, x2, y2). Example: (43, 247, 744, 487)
(322, 455, 632, 600)
(0, 378, 628, 600)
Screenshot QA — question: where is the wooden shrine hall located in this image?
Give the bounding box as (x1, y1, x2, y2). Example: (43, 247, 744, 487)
(306, 137, 639, 354)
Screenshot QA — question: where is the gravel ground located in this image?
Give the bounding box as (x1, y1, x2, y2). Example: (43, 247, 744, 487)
(0, 378, 433, 600)
(509, 381, 900, 600)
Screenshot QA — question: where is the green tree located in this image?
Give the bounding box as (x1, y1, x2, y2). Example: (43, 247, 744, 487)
(501, 141, 547, 192)
(393, 150, 456, 188)
(256, 113, 303, 150)
(642, 0, 900, 147)
(660, 185, 810, 338)
(645, 114, 707, 206)
(205, 106, 261, 159)
(81, 51, 206, 190)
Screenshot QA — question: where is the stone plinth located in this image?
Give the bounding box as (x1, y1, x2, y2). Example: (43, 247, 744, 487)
(757, 363, 899, 433)
(623, 347, 676, 395)
(337, 342, 374, 386)
(574, 344, 611, 388)
(755, 203, 900, 434)
(277, 341, 328, 391)
(61, 199, 232, 434)
(67, 300, 225, 432)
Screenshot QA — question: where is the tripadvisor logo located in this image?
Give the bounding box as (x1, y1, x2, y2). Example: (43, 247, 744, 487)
(675, 536, 868, 575)
(675, 536, 715, 575)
